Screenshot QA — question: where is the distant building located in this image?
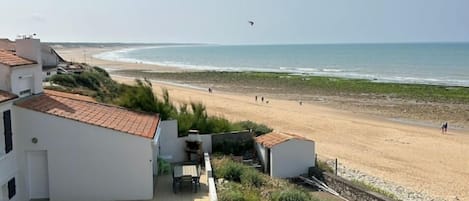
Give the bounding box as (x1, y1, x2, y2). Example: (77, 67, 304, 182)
(0, 38, 162, 201)
(255, 132, 315, 178)
(0, 38, 65, 80)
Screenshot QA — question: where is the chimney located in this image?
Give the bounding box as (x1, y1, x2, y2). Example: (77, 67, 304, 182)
(15, 38, 42, 65)
(14, 38, 43, 94)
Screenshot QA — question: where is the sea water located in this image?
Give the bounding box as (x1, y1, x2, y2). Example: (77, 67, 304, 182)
(95, 43, 469, 87)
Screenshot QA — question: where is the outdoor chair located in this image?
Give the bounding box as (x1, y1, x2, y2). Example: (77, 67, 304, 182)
(181, 175, 197, 193)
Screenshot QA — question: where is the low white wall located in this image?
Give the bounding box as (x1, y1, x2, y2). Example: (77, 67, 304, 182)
(204, 153, 217, 201)
(270, 139, 315, 178)
(208, 177, 218, 201)
(159, 120, 212, 163)
(14, 107, 154, 201)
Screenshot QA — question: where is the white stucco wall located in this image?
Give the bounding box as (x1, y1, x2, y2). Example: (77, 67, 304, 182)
(13, 107, 154, 201)
(9, 64, 43, 96)
(159, 120, 185, 163)
(254, 142, 269, 173)
(41, 45, 60, 67)
(159, 120, 212, 163)
(270, 139, 315, 178)
(0, 100, 20, 201)
(42, 70, 57, 80)
(0, 64, 11, 92)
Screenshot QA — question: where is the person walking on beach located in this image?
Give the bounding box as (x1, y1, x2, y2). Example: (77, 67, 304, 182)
(208, 87, 212, 93)
(255, 96, 258, 102)
(441, 122, 448, 134)
(261, 96, 264, 102)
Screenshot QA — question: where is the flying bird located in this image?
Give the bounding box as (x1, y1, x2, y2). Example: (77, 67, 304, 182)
(248, 21, 254, 26)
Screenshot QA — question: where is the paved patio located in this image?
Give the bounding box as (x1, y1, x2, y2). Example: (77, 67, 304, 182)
(152, 171, 210, 201)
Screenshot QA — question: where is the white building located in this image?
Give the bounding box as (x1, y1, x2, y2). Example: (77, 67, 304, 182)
(0, 38, 161, 201)
(255, 132, 315, 178)
(0, 38, 64, 80)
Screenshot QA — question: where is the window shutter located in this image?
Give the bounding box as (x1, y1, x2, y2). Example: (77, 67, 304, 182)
(3, 110, 13, 153)
(8, 177, 16, 199)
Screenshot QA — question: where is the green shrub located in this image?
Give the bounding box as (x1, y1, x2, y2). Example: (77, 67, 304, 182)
(216, 160, 245, 182)
(218, 182, 261, 201)
(272, 188, 313, 201)
(73, 71, 101, 90)
(316, 160, 334, 174)
(235, 120, 273, 136)
(93, 66, 110, 77)
(50, 74, 78, 88)
(219, 189, 245, 201)
(240, 168, 265, 187)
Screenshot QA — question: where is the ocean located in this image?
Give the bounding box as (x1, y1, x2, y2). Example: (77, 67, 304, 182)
(95, 43, 469, 87)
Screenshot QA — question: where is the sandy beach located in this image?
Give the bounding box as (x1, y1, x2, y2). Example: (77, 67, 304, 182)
(56, 47, 469, 201)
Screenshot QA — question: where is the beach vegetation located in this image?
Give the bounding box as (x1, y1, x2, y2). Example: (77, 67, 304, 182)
(48, 67, 273, 136)
(234, 120, 273, 136)
(272, 189, 316, 201)
(350, 179, 401, 201)
(114, 71, 469, 104)
(213, 156, 323, 201)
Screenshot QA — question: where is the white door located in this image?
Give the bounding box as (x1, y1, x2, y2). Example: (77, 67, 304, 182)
(27, 151, 49, 199)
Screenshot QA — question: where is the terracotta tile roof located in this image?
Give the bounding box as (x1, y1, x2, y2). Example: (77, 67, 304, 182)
(43, 89, 97, 102)
(0, 90, 18, 104)
(0, 50, 36, 67)
(16, 90, 159, 139)
(255, 132, 314, 148)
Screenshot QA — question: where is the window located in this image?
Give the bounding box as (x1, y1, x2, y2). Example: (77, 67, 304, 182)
(46, 72, 51, 76)
(3, 110, 12, 153)
(19, 89, 31, 97)
(7, 178, 15, 199)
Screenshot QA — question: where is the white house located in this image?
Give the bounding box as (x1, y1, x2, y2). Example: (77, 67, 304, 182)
(0, 38, 64, 80)
(0, 38, 162, 201)
(255, 132, 315, 178)
(0, 91, 18, 201)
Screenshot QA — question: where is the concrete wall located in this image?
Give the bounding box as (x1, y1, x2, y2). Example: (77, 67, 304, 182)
(159, 120, 185, 163)
(270, 139, 315, 178)
(13, 107, 154, 201)
(159, 120, 212, 163)
(323, 172, 393, 201)
(254, 142, 268, 173)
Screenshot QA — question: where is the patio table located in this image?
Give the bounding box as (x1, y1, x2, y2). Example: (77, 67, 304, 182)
(173, 164, 200, 193)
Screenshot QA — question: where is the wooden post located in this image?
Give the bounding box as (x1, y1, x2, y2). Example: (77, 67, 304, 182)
(335, 158, 338, 176)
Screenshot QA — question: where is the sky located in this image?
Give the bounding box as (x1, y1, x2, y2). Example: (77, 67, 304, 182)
(1, 0, 469, 44)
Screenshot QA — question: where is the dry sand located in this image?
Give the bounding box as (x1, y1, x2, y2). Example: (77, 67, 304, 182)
(57, 47, 469, 200)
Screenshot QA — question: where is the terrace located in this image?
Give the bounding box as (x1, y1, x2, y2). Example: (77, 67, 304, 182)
(152, 172, 210, 201)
